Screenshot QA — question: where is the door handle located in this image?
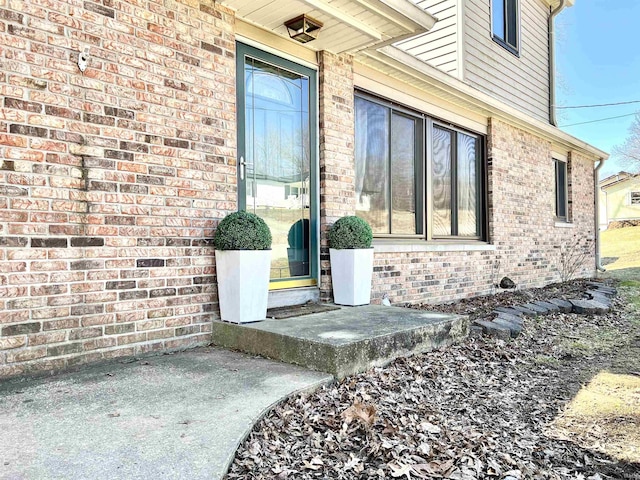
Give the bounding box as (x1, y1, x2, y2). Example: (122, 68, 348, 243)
(239, 156, 246, 180)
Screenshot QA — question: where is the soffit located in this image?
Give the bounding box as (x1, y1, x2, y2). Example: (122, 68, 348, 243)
(220, 0, 437, 54)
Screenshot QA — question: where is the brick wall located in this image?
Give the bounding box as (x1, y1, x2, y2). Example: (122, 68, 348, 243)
(318, 51, 355, 301)
(371, 248, 498, 305)
(0, 0, 236, 377)
(489, 119, 595, 286)
(0, 0, 599, 376)
(369, 118, 597, 305)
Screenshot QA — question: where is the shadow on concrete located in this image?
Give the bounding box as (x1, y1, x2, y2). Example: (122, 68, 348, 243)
(0, 347, 332, 480)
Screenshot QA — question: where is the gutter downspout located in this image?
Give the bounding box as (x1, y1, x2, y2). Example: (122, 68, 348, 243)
(548, 0, 566, 126)
(595, 157, 606, 272)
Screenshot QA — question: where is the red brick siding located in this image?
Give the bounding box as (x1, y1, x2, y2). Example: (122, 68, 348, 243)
(318, 51, 355, 301)
(488, 119, 595, 286)
(371, 249, 499, 304)
(0, 0, 236, 377)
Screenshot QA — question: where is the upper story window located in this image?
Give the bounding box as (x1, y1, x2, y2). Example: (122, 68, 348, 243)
(354, 93, 486, 241)
(492, 0, 519, 55)
(631, 191, 640, 205)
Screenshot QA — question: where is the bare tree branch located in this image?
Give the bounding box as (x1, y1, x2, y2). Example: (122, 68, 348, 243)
(613, 112, 640, 172)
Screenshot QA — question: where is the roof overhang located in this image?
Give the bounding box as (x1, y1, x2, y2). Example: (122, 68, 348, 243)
(225, 0, 603, 159)
(220, 0, 437, 54)
(599, 172, 638, 189)
(357, 45, 609, 160)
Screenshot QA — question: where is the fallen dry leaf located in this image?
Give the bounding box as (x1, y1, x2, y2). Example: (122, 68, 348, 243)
(225, 279, 640, 480)
(342, 401, 377, 428)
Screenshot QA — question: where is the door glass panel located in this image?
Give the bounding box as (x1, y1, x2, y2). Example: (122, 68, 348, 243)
(391, 114, 417, 235)
(355, 96, 389, 234)
(245, 57, 310, 280)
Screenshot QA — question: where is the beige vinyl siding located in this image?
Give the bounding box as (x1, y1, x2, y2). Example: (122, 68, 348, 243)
(396, 0, 460, 77)
(463, 0, 550, 122)
(602, 178, 640, 224)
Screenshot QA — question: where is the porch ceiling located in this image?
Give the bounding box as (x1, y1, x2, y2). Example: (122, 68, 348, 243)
(220, 0, 438, 54)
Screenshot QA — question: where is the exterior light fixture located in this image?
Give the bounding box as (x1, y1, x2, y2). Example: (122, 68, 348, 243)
(284, 14, 323, 44)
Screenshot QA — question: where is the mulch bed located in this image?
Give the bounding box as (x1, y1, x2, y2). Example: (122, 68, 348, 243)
(409, 279, 590, 321)
(225, 279, 640, 479)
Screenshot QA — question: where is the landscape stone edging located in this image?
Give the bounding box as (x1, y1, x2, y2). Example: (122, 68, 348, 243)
(473, 281, 617, 338)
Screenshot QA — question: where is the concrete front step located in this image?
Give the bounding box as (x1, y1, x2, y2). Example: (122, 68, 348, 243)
(211, 305, 469, 379)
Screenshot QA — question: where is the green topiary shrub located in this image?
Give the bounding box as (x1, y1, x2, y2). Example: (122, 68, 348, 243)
(328, 216, 373, 249)
(213, 211, 272, 250)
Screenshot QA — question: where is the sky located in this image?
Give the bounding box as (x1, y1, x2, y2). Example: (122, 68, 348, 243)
(555, 0, 640, 178)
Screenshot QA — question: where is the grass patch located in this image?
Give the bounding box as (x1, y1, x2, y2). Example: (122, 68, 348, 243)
(548, 267, 640, 466)
(559, 327, 629, 357)
(533, 355, 560, 367)
(550, 371, 640, 464)
(617, 280, 640, 317)
(601, 225, 640, 271)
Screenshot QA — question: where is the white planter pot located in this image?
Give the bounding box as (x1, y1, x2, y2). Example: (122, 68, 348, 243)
(329, 248, 374, 306)
(215, 250, 271, 323)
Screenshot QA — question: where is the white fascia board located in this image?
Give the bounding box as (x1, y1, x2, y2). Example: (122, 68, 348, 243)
(300, 0, 384, 41)
(367, 45, 608, 160)
(357, 0, 438, 31)
(300, 0, 437, 52)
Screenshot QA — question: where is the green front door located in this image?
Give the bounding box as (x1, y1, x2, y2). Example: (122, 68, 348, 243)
(236, 43, 317, 289)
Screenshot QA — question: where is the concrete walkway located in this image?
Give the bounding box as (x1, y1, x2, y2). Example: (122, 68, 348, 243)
(0, 347, 332, 480)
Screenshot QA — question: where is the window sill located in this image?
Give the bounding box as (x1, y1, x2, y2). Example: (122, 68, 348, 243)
(492, 36, 520, 57)
(373, 240, 496, 253)
(554, 221, 574, 228)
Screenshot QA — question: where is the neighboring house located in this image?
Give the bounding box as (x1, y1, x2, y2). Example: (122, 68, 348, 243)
(0, 0, 607, 377)
(599, 172, 640, 229)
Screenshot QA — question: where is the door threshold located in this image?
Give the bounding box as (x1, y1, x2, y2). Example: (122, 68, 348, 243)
(267, 286, 320, 309)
